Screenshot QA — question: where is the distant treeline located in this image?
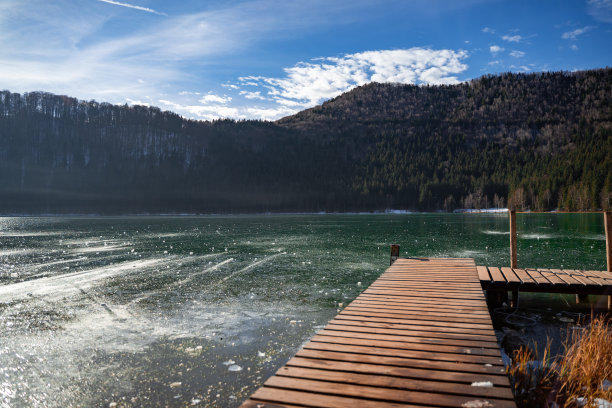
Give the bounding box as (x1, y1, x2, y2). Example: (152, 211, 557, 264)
(0, 68, 610, 214)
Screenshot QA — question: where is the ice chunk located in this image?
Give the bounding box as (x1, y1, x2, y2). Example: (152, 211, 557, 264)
(228, 364, 242, 372)
(462, 401, 493, 408)
(471, 381, 493, 387)
(222, 360, 235, 365)
(257, 351, 265, 357)
(170, 382, 182, 388)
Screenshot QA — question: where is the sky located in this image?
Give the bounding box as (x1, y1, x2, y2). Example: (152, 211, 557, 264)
(0, 0, 611, 121)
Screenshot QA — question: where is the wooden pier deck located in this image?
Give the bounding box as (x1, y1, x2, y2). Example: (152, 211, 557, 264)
(242, 258, 515, 408)
(477, 266, 612, 295)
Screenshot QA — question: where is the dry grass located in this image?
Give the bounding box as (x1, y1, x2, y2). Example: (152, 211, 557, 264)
(556, 315, 612, 407)
(507, 341, 557, 407)
(507, 315, 612, 407)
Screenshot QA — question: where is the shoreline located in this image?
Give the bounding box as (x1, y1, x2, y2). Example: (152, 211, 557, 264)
(0, 208, 527, 217)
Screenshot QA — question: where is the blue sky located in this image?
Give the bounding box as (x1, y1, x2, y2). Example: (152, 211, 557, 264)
(1, 0, 611, 120)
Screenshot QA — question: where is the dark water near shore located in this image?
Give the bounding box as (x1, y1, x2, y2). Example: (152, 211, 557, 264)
(0, 213, 608, 407)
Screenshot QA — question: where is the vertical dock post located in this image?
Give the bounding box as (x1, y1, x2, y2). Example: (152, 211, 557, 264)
(576, 294, 588, 304)
(605, 211, 612, 309)
(605, 211, 611, 272)
(390, 244, 400, 266)
(509, 210, 517, 268)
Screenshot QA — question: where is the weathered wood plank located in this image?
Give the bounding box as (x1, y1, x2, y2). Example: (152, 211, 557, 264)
(277, 366, 514, 400)
(263, 376, 516, 408)
(488, 267, 506, 282)
(241, 258, 514, 407)
(477, 266, 492, 282)
(512, 268, 535, 284)
(500, 267, 521, 283)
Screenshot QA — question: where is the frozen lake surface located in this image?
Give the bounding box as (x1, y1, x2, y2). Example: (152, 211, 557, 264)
(0, 214, 607, 407)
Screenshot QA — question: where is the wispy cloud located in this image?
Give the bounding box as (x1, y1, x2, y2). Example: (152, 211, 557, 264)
(157, 48, 469, 120)
(561, 26, 594, 39)
(96, 0, 167, 16)
(509, 64, 532, 72)
(240, 91, 267, 100)
(587, 0, 612, 23)
(236, 48, 468, 110)
(510, 50, 525, 58)
(482, 27, 495, 34)
(200, 93, 231, 104)
(502, 34, 523, 42)
(490, 45, 504, 54)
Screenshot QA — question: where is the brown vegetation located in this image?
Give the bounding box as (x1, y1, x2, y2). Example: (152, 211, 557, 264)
(507, 316, 612, 407)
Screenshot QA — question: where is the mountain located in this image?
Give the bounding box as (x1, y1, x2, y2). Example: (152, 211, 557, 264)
(0, 69, 611, 214)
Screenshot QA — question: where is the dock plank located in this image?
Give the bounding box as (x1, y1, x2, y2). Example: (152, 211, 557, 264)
(241, 258, 515, 407)
(479, 266, 612, 296)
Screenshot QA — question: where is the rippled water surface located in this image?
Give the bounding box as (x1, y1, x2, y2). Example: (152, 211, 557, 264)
(0, 213, 607, 407)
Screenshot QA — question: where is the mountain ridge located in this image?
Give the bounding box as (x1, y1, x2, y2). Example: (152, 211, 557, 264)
(0, 68, 610, 214)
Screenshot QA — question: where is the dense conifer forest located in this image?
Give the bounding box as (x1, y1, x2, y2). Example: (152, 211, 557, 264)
(0, 69, 610, 214)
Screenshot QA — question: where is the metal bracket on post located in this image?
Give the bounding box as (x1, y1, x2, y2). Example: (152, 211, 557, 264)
(390, 244, 400, 266)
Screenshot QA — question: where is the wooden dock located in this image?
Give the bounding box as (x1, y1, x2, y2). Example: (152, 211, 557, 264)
(478, 266, 612, 295)
(242, 258, 516, 407)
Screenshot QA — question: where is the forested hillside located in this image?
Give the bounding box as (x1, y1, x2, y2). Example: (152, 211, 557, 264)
(0, 69, 610, 214)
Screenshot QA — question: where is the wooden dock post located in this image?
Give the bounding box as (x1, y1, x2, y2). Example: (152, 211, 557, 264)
(605, 211, 612, 309)
(390, 244, 400, 265)
(509, 210, 517, 268)
(605, 211, 611, 273)
(576, 294, 588, 304)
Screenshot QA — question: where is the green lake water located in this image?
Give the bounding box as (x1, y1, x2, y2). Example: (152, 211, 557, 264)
(0, 213, 608, 407)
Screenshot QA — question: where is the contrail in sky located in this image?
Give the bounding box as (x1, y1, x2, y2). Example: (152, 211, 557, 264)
(96, 0, 167, 16)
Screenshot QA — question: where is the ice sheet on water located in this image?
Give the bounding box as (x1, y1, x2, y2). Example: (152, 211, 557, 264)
(481, 230, 509, 235)
(0, 257, 176, 302)
(521, 233, 561, 240)
(0, 249, 36, 257)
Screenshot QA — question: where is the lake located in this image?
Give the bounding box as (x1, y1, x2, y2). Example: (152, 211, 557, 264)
(0, 213, 607, 407)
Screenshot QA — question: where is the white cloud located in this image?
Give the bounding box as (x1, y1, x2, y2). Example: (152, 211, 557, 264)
(158, 99, 242, 121)
(245, 106, 298, 121)
(502, 34, 523, 42)
(509, 65, 531, 72)
(482, 27, 495, 34)
(510, 50, 525, 58)
(561, 26, 594, 39)
(487, 60, 501, 65)
(0, 0, 378, 107)
(200, 93, 231, 104)
(238, 48, 468, 110)
(489, 45, 504, 54)
(571, 44, 579, 51)
(587, 0, 612, 23)
(0, 2, 469, 121)
(96, 0, 167, 16)
(240, 91, 267, 100)
(125, 97, 150, 106)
